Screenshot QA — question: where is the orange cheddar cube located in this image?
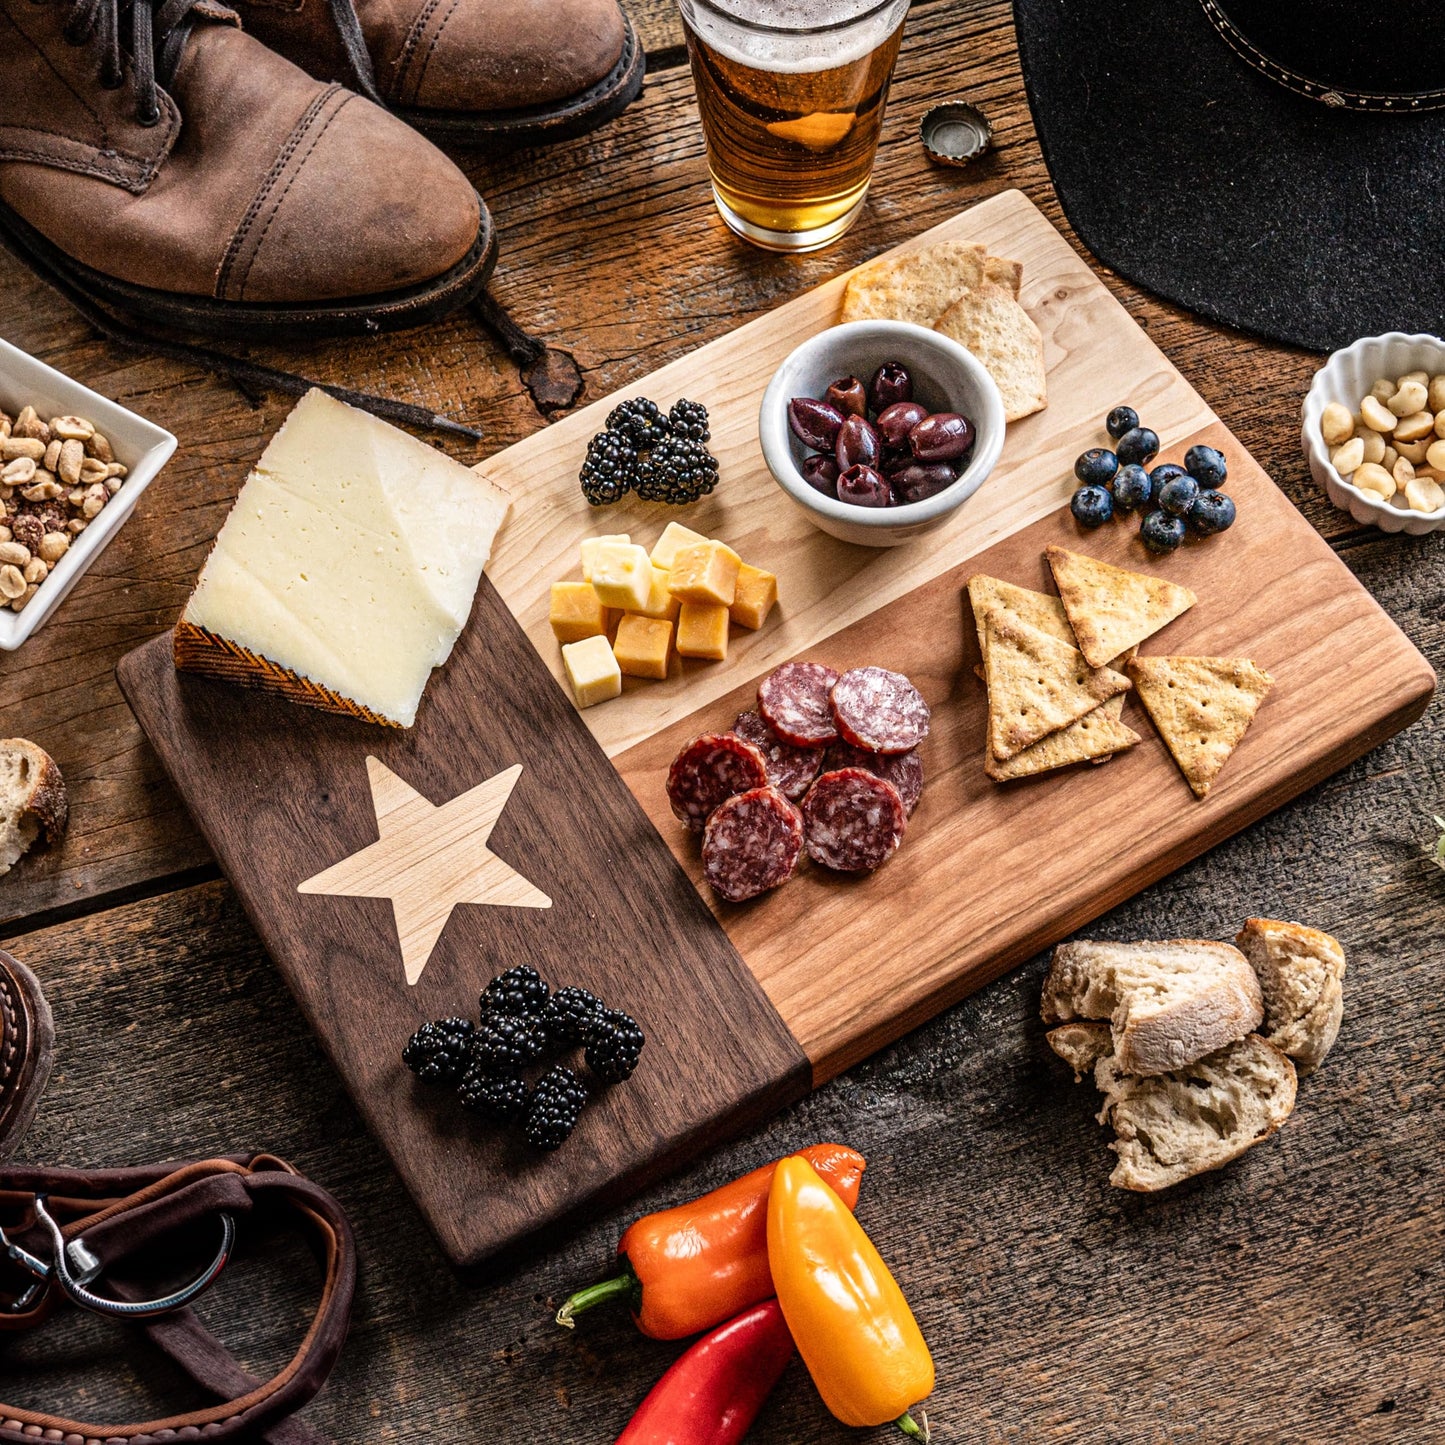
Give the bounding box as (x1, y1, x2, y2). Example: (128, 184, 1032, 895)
(668, 540, 741, 607)
(728, 563, 777, 631)
(650, 521, 709, 571)
(676, 601, 730, 661)
(549, 581, 607, 644)
(613, 615, 674, 680)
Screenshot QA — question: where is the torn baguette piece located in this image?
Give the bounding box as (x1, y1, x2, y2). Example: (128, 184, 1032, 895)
(1042, 938, 1264, 1076)
(1236, 917, 1346, 1076)
(1046, 1020, 1114, 1080)
(0, 739, 67, 877)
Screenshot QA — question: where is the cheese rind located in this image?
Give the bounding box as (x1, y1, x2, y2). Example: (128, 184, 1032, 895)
(590, 542, 654, 612)
(730, 563, 777, 630)
(562, 634, 622, 707)
(650, 522, 708, 571)
(179, 389, 509, 728)
(676, 601, 730, 660)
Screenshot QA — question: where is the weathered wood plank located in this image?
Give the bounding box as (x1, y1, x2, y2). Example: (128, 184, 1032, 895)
(0, 0, 1387, 925)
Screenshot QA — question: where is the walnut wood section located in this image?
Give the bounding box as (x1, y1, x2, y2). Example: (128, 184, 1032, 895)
(616, 423, 1436, 1083)
(481, 189, 1217, 761)
(116, 579, 809, 1269)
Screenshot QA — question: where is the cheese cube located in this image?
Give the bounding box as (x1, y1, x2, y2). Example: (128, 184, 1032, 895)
(650, 521, 709, 571)
(669, 541, 741, 607)
(729, 563, 777, 631)
(632, 565, 681, 622)
(550, 582, 607, 643)
(581, 534, 630, 583)
(613, 615, 674, 680)
(676, 601, 730, 661)
(561, 634, 621, 708)
(590, 542, 654, 612)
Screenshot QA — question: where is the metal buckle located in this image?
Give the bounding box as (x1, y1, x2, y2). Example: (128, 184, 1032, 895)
(0, 1197, 235, 1319)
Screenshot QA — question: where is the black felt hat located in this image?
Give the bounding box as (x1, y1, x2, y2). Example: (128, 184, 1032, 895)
(1012, 0, 1445, 351)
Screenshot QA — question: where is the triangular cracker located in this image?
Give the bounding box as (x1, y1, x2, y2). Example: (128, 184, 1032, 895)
(984, 612, 1131, 760)
(1091, 646, 1137, 761)
(934, 282, 1047, 422)
(987, 705, 1142, 780)
(1128, 655, 1273, 799)
(967, 574, 1072, 661)
(1045, 546, 1197, 669)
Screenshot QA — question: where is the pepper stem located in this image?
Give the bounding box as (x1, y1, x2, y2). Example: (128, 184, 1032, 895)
(554, 1269, 639, 1330)
(897, 1410, 930, 1441)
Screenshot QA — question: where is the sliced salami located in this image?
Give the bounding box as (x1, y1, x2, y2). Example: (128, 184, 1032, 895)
(732, 710, 825, 802)
(666, 732, 770, 832)
(758, 661, 841, 747)
(801, 767, 906, 873)
(825, 740, 924, 816)
(829, 666, 930, 754)
(702, 786, 804, 903)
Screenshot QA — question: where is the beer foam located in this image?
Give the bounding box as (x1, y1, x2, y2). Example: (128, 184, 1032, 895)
(684, 0, 907, 73)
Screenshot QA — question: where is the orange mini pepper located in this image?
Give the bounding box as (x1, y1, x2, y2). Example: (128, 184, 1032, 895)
(767, 1156, 934, 1434)
(558, 1143, 865, 1341)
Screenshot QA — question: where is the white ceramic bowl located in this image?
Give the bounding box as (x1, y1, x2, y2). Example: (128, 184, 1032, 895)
(0, 338, 176, 649)
(1303, 331, 1445, 536)
(759, 320, 1005, 547)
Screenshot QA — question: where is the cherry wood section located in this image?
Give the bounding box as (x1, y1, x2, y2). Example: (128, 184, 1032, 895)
(116, 580, 809, 1269)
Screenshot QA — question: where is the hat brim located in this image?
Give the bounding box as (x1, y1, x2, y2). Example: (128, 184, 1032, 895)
(1013, 0, 1445, 351)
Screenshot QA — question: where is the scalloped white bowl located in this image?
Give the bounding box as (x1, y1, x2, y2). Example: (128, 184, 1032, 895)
(1303, 332, 1445, 535)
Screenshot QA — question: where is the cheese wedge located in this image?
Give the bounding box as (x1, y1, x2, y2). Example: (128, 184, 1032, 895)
(176, 389, 510, 728)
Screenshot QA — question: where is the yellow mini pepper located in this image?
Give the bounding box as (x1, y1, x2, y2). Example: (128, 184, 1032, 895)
(767, 1156, 935, 1434)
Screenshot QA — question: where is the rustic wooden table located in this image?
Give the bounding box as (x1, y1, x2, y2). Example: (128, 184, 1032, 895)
(2, 1, 1442, 1438)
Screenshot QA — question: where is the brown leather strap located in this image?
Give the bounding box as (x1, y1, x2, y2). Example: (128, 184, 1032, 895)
(0, 1154, 355, 1444)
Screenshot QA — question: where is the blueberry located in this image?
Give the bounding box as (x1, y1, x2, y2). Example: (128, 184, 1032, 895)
(1148, 462, 1187, 489)
(1112, 463, 1152, 511)
(1158, 474, 1200, 517)
(1106, 405, 1139, 440)
(1074, 448, 1119, 487)
(1190, 489, 1236, 535)
(1115, 427, 1160, 467)
(1184, 444, 1228, 488)
(1140, 509, 1186, 553)
(1071, 484, 1114, 528)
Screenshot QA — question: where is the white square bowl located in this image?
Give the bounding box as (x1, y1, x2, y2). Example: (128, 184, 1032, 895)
(0, 337, 176, 648)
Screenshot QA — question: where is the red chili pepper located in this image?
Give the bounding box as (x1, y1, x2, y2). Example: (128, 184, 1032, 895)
(615, 1299, 794, 1445)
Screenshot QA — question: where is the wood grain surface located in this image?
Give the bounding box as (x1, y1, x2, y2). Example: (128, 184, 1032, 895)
(0, 0, 1441, 1438)
(117, 579, 809, 1268)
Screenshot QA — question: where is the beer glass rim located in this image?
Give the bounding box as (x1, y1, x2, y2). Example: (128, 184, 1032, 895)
(679, 0, 907, 40)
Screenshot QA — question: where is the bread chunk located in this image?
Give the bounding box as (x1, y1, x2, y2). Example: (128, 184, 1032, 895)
(1042, 938, 1263, 1076)
(1099, 1034, 1297, 1191)
(1046, 1020, 1113, 1080)
(1236, 918, 1346, 1076)
(0, 739, 67, 875)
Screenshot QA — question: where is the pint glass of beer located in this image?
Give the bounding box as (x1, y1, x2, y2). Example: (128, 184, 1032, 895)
(677, 0, 911, 252)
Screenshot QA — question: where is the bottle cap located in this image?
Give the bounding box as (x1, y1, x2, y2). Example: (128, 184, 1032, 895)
(920, 102, 993, 167)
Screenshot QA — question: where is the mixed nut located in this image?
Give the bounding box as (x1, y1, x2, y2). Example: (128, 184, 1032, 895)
(1321, 372, 1445, 514)
(788, 361, 975, 509)
(0, 404, 125, 611)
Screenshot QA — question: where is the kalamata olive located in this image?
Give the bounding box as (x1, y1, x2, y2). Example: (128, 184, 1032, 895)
(909, 411, 975, 462)
(837, 463, 893, 508)
(876, 400, 929, 447)
(801, 453, 840, 497)
(788, 396, 845, 452)
(881, 445, 912, 477)
(824, 376, 868, 418)
(890, 462, 958, 505)
(868, 362, 913, 412)
(835, 414, 882, 470)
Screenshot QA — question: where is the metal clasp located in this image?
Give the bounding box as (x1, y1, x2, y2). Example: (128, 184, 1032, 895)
(0, 1197, 235, 1319)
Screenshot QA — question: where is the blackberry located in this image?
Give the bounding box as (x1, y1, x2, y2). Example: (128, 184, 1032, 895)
(457, 1065, 530, 1123)
(402, 1017, 474, 1083)
(668, 398, 711, 444)
(481, 964, 549, 1017)
(607, 397, 670, 450)
(634, 436, 719, 505)
(524, 1066, 589, 1151)
(585, 1008, 646, 1084)
(542, 985, 604, 1045)
(579, 429, 638, 506)
(470, 1012, 549, 1072)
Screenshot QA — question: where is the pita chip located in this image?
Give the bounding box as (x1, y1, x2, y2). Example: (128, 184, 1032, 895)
(1128, 655, 1273, 798)
(1045, 545, 1196, 669)
(987, 705, 1142, 781)
(967, 574, 1072, 661)
(984, 611, 1131, 760)
(934, 282, 1048, 422)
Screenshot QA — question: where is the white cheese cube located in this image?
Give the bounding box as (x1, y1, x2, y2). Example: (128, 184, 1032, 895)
(581, 533, 630, 583)
(589, 542, 653, 612)
(561, 634, 622, 708)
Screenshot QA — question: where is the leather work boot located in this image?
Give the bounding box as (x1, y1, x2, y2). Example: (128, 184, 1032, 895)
(228, 0, 645, 145)
(0, 0, 496, 338)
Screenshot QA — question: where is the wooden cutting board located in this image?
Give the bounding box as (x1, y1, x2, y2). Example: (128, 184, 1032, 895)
(119, 190, 1435, 1268)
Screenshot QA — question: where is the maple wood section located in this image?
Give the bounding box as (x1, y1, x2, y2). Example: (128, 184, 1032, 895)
(617, 424, 1435, 1082)
(0, 0, 1375, 927)
(117, 579, 809, 1269)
